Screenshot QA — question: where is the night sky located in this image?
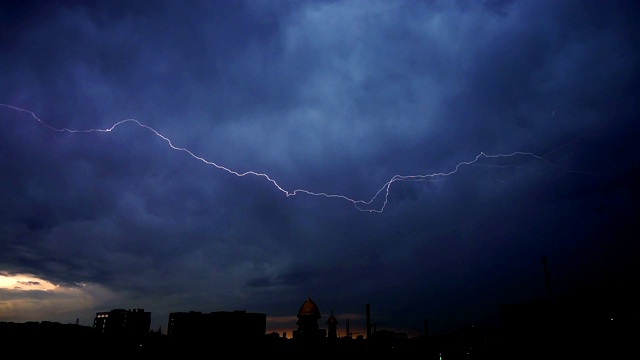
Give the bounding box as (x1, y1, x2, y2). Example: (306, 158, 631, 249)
(1, 0, 639, 337)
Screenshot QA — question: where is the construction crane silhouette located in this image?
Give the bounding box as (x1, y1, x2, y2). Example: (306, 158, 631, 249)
(371, 322, 387, 333)
(365, 303, 389, 337)
(344, 318, 360, 338)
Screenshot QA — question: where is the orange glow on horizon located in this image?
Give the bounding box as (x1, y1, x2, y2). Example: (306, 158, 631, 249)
(266, 313, 374, 339)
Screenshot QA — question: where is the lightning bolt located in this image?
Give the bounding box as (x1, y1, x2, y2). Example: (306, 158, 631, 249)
(1, 104, 586, 213)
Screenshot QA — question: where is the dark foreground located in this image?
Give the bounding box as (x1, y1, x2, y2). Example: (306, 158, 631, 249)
(1, 320, 636, 359)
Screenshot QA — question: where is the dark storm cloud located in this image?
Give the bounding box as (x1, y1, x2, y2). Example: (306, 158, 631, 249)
(1, 0, 639, 335)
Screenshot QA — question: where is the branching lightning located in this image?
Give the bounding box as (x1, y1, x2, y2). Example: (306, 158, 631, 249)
(1, 104, 586, 213)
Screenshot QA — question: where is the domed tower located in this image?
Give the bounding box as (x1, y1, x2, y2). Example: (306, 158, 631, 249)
(326, 310, 338, 341)
(293, 296, 326, 342)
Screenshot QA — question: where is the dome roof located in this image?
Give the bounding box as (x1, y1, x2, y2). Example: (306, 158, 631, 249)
(297, 296, 321, 319)
(326, 310, 338, 325)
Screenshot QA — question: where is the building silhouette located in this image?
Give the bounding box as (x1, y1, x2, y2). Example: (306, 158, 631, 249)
(93, 308, 151, 339)
(3, 283, 636, 358)
(326, 310, 338, 341)
(292, 296, 326, 343)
